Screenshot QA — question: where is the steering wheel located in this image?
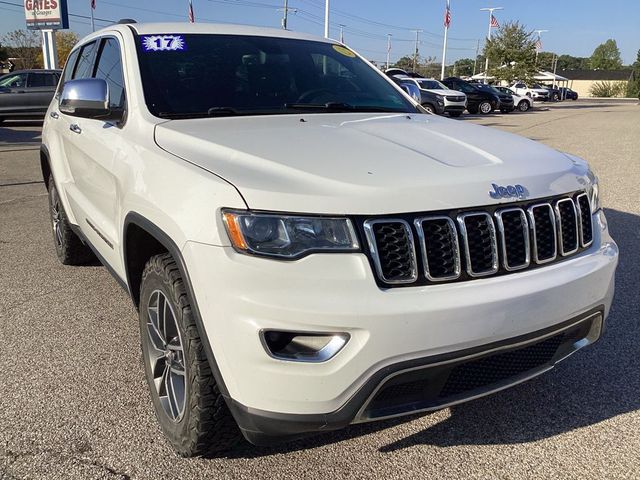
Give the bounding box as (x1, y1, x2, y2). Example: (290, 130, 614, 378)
(295, 88, 334, 104)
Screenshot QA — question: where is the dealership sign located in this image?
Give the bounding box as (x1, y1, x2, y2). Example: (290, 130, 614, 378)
(24, 0, 69, 30)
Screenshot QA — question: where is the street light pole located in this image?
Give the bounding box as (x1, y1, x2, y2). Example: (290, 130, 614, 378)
(480, 6, 503, 83)
(440, 0, 450, 80)
(324, 0, 330, 38)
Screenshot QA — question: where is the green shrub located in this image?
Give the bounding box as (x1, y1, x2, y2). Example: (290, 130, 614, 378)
(589, 81, 626, 97)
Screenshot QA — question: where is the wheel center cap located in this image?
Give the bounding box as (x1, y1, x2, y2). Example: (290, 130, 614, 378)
(165, 350, 174, 362)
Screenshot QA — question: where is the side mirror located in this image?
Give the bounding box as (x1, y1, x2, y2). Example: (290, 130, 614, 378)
(59, 78, 120, 120)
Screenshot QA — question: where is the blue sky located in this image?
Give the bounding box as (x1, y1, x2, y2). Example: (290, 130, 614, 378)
(2, 0, 639, 65)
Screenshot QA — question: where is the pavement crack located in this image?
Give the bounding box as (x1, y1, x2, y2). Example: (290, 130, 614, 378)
(0, 193, 47, 206)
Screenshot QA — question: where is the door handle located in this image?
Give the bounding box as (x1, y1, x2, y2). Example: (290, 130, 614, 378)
(69, 124, 82, 134)
(49, 111, 59, 119)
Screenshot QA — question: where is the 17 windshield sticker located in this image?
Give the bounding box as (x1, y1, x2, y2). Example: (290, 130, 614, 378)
(141, 35, 186, 52)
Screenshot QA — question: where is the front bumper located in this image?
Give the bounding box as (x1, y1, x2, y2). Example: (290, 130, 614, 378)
(182, 210, 617, 443)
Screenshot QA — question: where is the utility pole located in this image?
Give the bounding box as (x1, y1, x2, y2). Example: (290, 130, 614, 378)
(480, 6, 503, 83)
(473, 39, 480, 75)
(534, 29, 548, 66)
(411, 29, 422, 72)
(386, 34, 392, 70)
(282, 0, 288, 29)
(324, 0, 330, 38)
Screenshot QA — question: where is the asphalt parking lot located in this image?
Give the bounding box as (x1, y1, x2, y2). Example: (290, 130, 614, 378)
(1, 100, 639, 479)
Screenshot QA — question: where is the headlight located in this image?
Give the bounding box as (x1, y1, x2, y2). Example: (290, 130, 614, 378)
(588, 179, 600, 214)
(222, 210, 360, 259)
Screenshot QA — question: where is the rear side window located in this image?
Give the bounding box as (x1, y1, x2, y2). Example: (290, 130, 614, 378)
(74, 41, 98, 79)
(28, 73, 58, 87)
(93, 38, 126, 110)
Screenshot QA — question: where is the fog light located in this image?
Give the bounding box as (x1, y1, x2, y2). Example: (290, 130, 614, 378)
(261, 331, 349, 362)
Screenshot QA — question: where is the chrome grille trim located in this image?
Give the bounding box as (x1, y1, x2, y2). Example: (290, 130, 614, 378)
(575, 193, 594, 248)
(457, 212, 499, 277)
(527, 203, 557, 265)
(414, 216, 461, 281)
(363, 219, 418, 285)
(495, 208, 530, 271)
(555, 198, 579, 256)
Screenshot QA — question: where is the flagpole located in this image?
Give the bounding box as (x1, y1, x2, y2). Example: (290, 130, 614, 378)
(440, 1, 450, 80)
(480, 7, 503, 84)
(90, 2, 95, 32)
(324, 0, 330, 38)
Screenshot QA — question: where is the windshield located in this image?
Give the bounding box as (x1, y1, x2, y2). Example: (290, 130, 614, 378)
(416, 79, 446, 90)
(136, 34, 415, 118)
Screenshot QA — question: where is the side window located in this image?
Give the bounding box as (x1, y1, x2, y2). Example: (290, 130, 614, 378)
(0, 73, 28, 88)
(61, 49, 80, 86)
(28, 73, 58, 88)
(93, 38, 126, 110)
(73, 41, 98, 79)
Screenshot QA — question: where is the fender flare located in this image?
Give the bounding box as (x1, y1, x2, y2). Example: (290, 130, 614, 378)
(123, 212, 232, 399)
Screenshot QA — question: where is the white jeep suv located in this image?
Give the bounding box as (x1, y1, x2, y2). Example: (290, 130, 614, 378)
(42, 22, 618, 456)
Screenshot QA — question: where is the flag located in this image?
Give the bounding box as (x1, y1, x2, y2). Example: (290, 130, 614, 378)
(188, 0, 195, 23)
(535, 39, 542, 50)
(444, 0, 451, 28)
(490, 14, 499, 28)
(91, 0, 96, 9)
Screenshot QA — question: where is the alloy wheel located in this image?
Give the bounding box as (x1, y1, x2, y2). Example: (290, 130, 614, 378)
(146, 289, 187, 422)
(50, 187, 63, 248)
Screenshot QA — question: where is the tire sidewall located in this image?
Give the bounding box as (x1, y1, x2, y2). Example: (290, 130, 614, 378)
(139, 268, 193, 446)
(48, 177, 67, 261)
(480, 101, 492, 114)
(519, 101, 530, 112)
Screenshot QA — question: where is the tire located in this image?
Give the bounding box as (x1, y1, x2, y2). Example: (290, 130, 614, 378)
(47, 176, 95, 265)
(552, 93, 559, 102)
(448, 111, 462, 117)
(518, 101, 530, 112)
(139, 253, 241, 457)
(479, 101, 492, 115)
(422, 103, 435, 114)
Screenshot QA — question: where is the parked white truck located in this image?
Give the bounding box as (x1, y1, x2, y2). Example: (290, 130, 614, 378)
(41, 22, 618, 456)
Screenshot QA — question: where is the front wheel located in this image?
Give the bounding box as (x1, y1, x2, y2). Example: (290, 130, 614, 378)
(552, 93, 560, 101)
(422, 103, 435, 114)
(139, 253, 241, 456)
(479, 101, 493, 114)
(518, 101, 531, 112)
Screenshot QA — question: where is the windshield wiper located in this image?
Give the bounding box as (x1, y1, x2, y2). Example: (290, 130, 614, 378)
(284, 102, 402, 113)
(207, 107, 242, 116)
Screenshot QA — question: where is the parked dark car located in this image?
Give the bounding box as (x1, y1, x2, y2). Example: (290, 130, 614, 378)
(442, 77, 500, 114)
(0, 69, 61, 123)
(474, 83, 515, 113)
(538, 84, 562, 102)
(559, 87, 578, 100)
(387, 72, 445, 115)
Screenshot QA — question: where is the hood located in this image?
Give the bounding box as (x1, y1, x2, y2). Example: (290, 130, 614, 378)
(154, 113, 589, 215)
(423, 88, 465, 97)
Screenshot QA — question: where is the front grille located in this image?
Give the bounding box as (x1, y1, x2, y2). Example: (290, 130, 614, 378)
(446, 95, 465, 102)
(361, 192, 593, 287)
(363, 220, 417, 284)
(556, 198, 579, 255)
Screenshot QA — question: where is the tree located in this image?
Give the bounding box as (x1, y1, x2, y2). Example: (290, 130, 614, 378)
(393, 56, 414, 72)
(590, 39, 622, 70)
(2, 29, 40, 69)
(627, 49, 640, 98)
(56, 31, 79, 66)
(536, 51, 556, 71)
(484, 21, 537, 84)
(556, 54, 590, 70)
(453, 58, 474, 77)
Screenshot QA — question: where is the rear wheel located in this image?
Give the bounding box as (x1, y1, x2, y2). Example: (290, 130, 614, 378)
(552, 93, 560, 101)
(479, 101, 492, 114)
(518, 100, 531, 112)
(47, 176, 95, 265)
(139, 253, 241, 456)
